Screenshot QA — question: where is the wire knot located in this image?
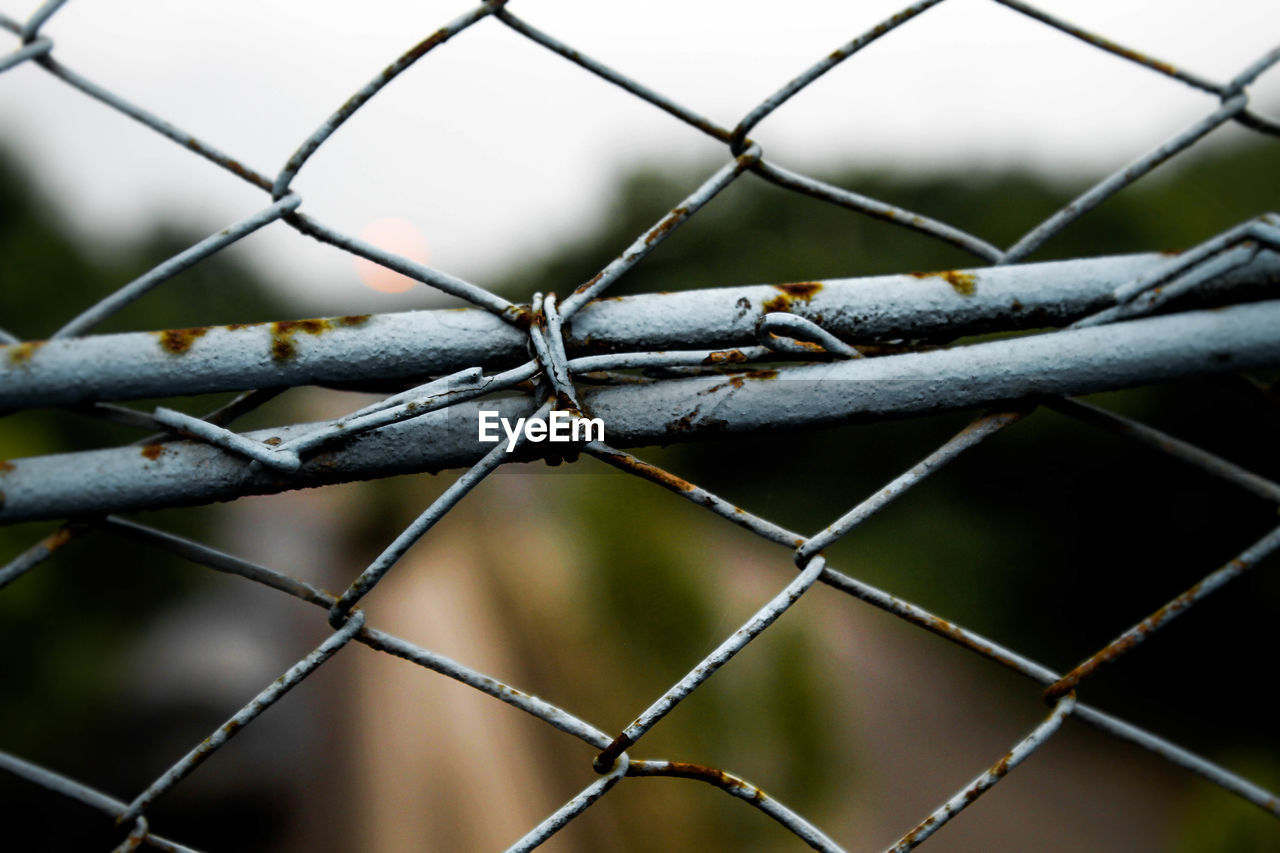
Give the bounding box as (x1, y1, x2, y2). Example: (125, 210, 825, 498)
(527, 292, 584, 415)
(526, 292, 592, 465)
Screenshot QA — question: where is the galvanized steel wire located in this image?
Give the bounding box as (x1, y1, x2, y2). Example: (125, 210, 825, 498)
(2, 1, 1280, 850)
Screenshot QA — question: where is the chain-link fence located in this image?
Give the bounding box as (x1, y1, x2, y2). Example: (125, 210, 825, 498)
(2, 1, 1280, 850)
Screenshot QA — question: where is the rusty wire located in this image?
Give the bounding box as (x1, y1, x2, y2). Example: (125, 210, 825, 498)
(2, 1, 1279, 850)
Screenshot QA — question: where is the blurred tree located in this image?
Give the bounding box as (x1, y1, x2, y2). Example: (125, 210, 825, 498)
(3, 126, 1278, 850)
(0, 142, 291, 851)
(500, 136, 1280, 850)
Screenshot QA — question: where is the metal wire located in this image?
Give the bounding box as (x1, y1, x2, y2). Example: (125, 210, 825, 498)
(1, 1, 1279, 850)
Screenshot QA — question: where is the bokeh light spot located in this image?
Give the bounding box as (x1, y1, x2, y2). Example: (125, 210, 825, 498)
(353, 218, 430, 293)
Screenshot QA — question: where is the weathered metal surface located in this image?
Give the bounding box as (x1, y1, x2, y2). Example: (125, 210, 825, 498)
(116, 612, 367, 826)
(0, 310, 519, 409)
(594, 556, 828, 772)
(626, 760, 846, 853)
(0, 750, 199, 852)
(4, 301, 1279, 523)
(885, 696, 1079, 852)
(4, 251, 1278, 411)
(1044, 524, 1280, 701)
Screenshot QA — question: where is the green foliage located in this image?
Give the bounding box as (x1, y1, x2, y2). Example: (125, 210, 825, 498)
(502, 137, 1279, 299)
(0, 145, 286, 339)
(3, 124, 1277, 848)
(1173, 754, 1280, 853)
(503, 135, 1280, 848)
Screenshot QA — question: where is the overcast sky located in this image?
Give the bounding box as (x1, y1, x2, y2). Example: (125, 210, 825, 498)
(1, 0, 1277, 310)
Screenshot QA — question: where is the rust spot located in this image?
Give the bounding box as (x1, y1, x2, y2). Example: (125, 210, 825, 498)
(5, 341, 44, 365)
(662, 398, 732, 433)
(156, 326, 209, 354)
(275, 318, 329, 336)
(223, 159, 256, 186)
(397, 27, 450, 72)
(667, 412, 708, 433)
(941, 270, 975, 296)
(918, 612, 1026, 675)
(700, 368, 779, 396)
(898, 814, 938, 847)
(1046, 566, 1236, 702)
(595, 733, 633, 771)
(184, 139, 271, 191)
(659, 762, 736, 787)
(45, 526, 74, 552)
(699, 375, 745, 395)
(337, 314, 370, 327)
(505, 303, 534, 330)
(141, 443, 165, 461)
(571, 334, 620, 357)
(762, 282, 824, 315)
(762, 294, 791, 314)
(702, 349, 748, 365)
(263, 436, 283, 447)
(910, 269, 977, 296)
(270, 317, 332, 361)
(642, 762, 766, 802)
(0, 459, 13, 473)
(552, 391, 585, 419)
(774, 282, 822, 300)
(1114, 45, 1178, 77)
(645, 206, 689, 245)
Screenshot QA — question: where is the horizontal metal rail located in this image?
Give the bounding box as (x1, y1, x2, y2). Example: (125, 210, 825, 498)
(3, 250, 1277, 411)
(3, 299, 1278, 523)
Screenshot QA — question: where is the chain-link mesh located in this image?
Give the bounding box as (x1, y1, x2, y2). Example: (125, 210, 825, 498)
(2, 1, 1279, 850)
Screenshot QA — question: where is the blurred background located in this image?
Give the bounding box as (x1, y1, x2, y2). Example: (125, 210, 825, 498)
(1, 1, 1279, 850)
